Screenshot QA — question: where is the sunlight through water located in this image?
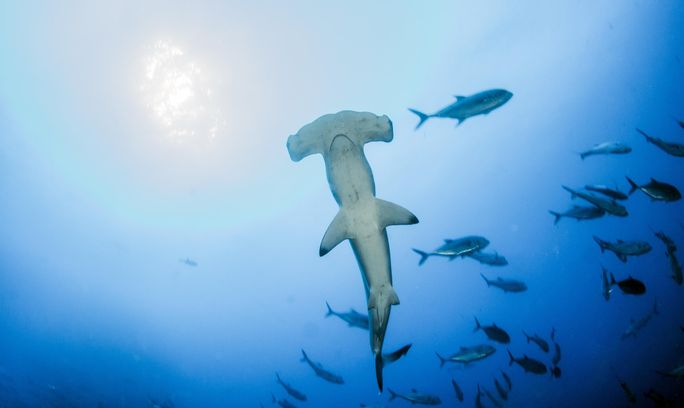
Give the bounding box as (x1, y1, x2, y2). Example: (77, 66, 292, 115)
(140, 40, 225, 144)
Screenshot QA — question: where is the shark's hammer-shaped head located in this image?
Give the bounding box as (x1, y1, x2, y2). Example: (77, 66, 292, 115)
(286, 111, 393, 162)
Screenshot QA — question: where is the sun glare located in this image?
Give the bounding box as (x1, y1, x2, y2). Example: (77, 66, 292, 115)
(140, 40, 225, 144)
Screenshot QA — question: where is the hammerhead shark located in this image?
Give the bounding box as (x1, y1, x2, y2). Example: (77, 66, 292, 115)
(286, 111, 418, 391)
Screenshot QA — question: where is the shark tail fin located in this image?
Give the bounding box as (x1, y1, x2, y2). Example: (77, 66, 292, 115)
(626, 177, 639, 195)
(388, 388, 398, 401)
(549, 210, 562, 225)
(436, 353, 447, 368)
(474, 316, 481, 332)
(412, 249, 430, 266)
(375, 353, 384, 392)
(408, 109, 429, 130)
(507, 349, 515, 366)
(324, 301, 334, 317)
(593, 236, 607, 252)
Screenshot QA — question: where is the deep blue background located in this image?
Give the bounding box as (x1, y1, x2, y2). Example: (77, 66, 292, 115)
(1, 1, 683, 406)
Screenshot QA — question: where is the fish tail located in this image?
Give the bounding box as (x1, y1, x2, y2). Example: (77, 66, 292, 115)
(408, 109, 429, 130)
(548, 210, 562, 225)
(561, 185, 577, 198)
(412, 248, 430, 266)
(593, 236, 607, 252)
(636, 128, 653, 143)
(625, 177, 639, 195)
(436, 352, 447, 368)
(324, 301, 334, 317)
(480, 273, 491, 286)
(507, 349, 515, 366)
(375, 352, 384, 392)
(473, 316, 481, 332)
(388, 388, 398, 401)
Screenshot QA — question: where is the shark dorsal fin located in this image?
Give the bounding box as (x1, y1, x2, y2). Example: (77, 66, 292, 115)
(444, 239, 453, 243)
(454, 95, 466, 101)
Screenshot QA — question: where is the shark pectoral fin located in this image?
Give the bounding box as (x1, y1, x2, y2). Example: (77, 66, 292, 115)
(375, 199, 419, 229)
(320, 210, 352, 256)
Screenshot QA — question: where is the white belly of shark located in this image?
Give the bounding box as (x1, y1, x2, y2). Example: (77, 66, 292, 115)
(286, 111, 418, 392)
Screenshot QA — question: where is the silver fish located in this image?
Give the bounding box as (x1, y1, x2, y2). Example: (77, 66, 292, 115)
(387, 388, 442, 405)
(584, 184, 628, 200)
(413, 236, 490, 265)
(637, 128, 684, 157)
(409, 89, 513, 129)
(579, 141, 631, 160)
(324, 302, 369, 330)
(562, 186, 628, 216)
(626, 177, 681, 202)
(300, 350, 344, 384)
(621, 301, 658, 340)
(481, 274, 527, 293)
(549, 205, 605, 224)
(275, 373, 307, 401)
(467, 251, 508, 266)
(436, 344, 496, 366)
(593, 236, 652, 262)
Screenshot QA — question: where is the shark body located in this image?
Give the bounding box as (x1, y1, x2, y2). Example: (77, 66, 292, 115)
(287, 111, 418, 391)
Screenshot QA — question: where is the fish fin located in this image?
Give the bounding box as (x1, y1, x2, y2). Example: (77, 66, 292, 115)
(435, 353, 447, 368)
(580, 151, 588, 160)
(593, 236, 607, 252)
(507, 349, 515, 366)
(368, 287, 400, 310)
(457, 117, 466, 126)
(618, 253, 627, 263)
(300, 349, 309, 363)
(561, 185, 577, 198)
(444, 239, 453, 243)
(454, 95, 466, 101)
(375, 352, 384, 392)
(382, 344, 411, 365)
(474, 316, 481, 332)
(549, 211, 562, 225)
(408, 108, 429, 130)
(480, 273, 491, 286)
(636, 128, 653, 143)
(388, 388, 398, 400)
(523, 330, 530, 342)
(375, 199, 419, 229)
(324, 301, 334, 317)
(626, 177, 638, 195)
(411, 388, 417, 393)
(319, 210, 352, 256)
(412, 249, 429, 266)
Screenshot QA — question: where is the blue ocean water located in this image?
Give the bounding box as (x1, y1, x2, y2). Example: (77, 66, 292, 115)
(1, 1, 683, 407)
